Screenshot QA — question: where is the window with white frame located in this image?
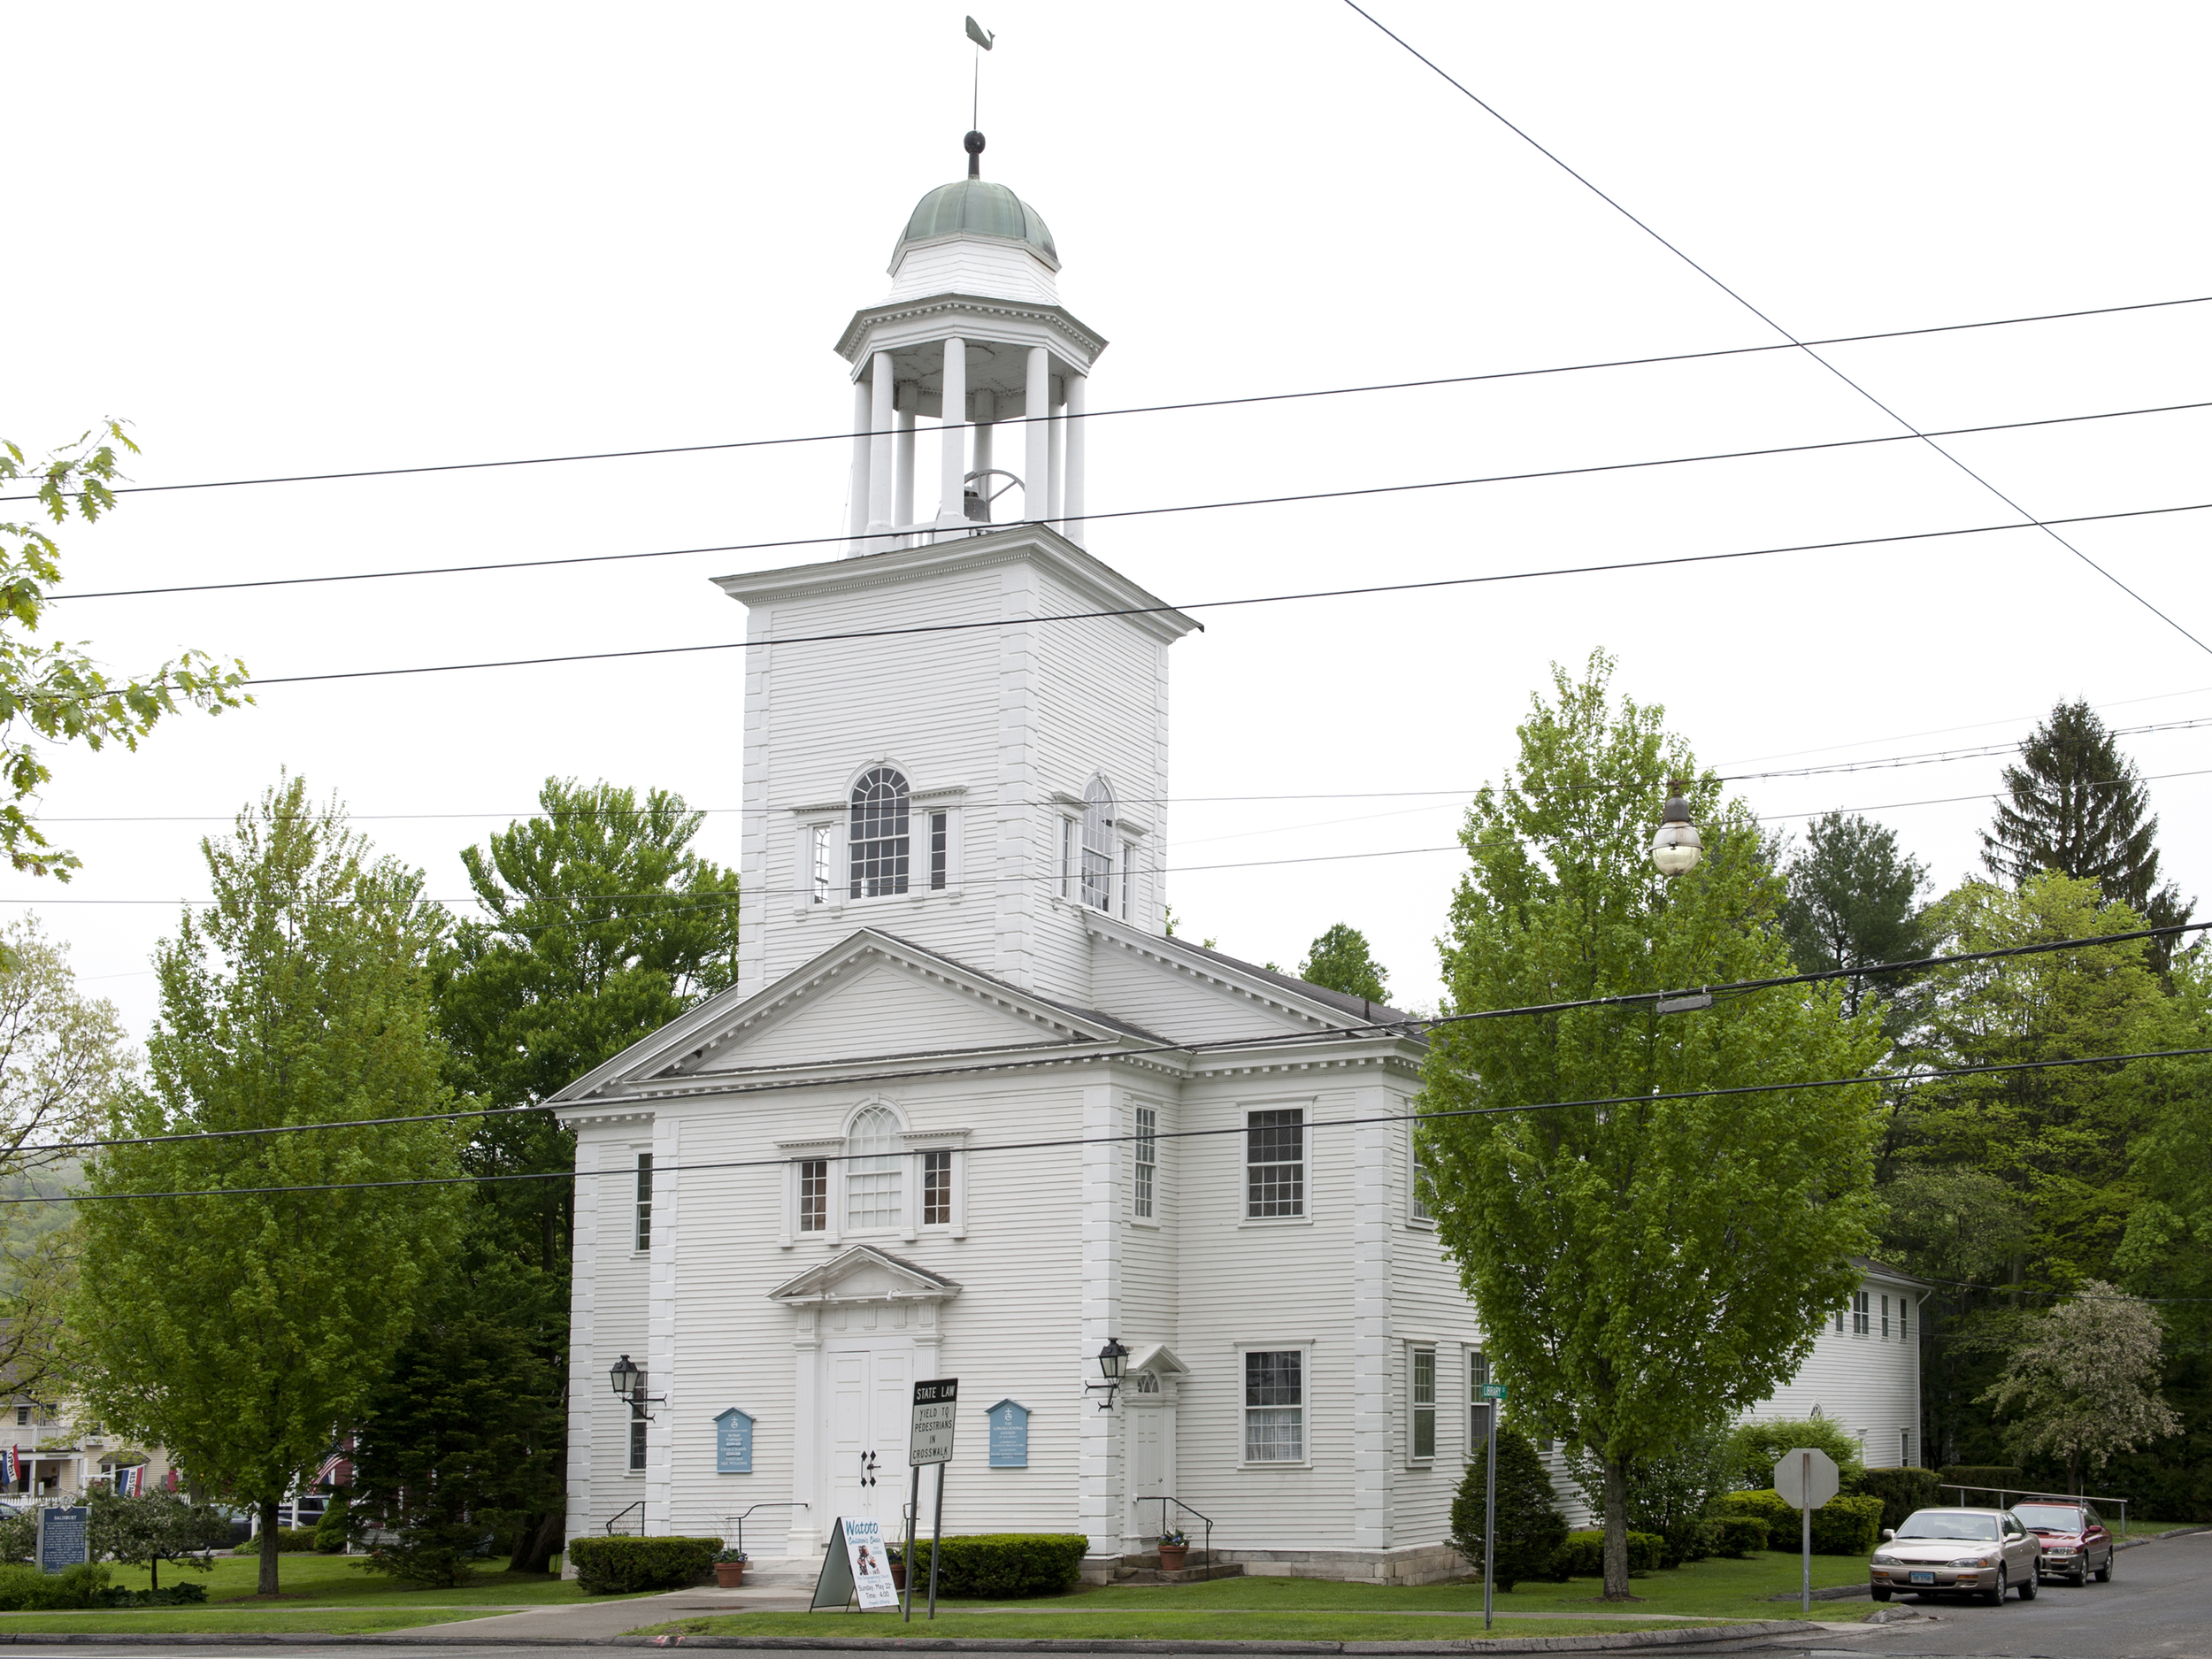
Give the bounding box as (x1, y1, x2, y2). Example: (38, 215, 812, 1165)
(810, 823, 831, 905)
(1080, 776, 1115, 910)
(845, 1107, 903, 1230)
(628, 1396, 648, 1472)
(1410, 1125, 1432, 1222)
(1120, 846, 1133, 918)
(849, 768, 910, 897)
(798, 1159, 828, 1232)
(1247, 1108, 1304, 1217)
(1468, 1348, 1492, 1453)
(1900, 1298, 1909, 1341)
(928, 810, 949, 890)
(1901, 1429, 1913, 1466)
(1410, 1347, 1437, 1461)
(1133, 1104, 1156, 1218)
(1881, 1294, 1890, 1338)
(1244, 1350, 1303, 1461)
(922, 1149, 952, 1225)
(1060, 817, 1078, 899)
(1834, 1307, 1846, 1333)
(1853, 1290, 1870, 1334)
(634, 1153, 653, 1251)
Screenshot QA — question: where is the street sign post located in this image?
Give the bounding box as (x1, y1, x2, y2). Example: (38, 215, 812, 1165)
(1479, 1383, 1509, 1631)
(908, 1379, 958, 1622)
(1772, 1448, 1839, 1615)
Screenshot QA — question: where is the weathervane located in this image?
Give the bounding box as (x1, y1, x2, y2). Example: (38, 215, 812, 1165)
(965, 16, 994, 176)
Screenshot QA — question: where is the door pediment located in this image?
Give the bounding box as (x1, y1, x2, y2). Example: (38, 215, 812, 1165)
(769, 1244, 962, 1308)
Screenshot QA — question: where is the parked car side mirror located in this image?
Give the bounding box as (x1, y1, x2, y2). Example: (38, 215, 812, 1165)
(1880, 1528, 1895, 1541)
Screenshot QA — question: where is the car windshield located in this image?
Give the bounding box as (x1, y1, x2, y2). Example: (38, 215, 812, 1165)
(2013, 1504, 2085, 1531)
(1894, 1511, 2001, 1540)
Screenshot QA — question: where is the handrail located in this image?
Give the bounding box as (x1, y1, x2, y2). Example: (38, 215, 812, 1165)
(604, 1501, 645, 1537)
(1153, 1496, 1217, 1583)
(722, 1502, 808, 1561)
(1939, 1484, 2130, 1539)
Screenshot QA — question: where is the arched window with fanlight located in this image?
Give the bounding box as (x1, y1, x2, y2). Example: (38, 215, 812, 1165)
(845, 1105, 903, 1231)
(849, 767, 910, 898)
(1080, 776, 1115, 910)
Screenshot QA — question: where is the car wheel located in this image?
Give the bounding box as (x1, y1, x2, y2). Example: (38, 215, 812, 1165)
(1871, 1587, 1892, 1602)
(1983, 1566, 2007, 1606)
(2094, 1552, 2112, 1583)
(2017, 1568, 2037, 1600)
(2070, 1563, 2087, 1586)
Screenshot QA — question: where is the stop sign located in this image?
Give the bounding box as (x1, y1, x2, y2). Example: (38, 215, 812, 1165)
(1772, 1448, 1840, 1510)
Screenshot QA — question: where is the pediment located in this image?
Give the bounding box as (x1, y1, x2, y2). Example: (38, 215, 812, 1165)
(768, 1245, 961, 1306)
(1128, 1343, 1189, 1377)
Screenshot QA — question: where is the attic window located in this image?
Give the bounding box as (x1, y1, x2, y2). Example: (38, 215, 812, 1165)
(1080, 777, 1115, 910)
(846, 1107, 903, 1231)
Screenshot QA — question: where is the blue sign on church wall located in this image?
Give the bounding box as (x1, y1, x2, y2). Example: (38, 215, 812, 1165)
(987, 1399, 1029, 1468)
(714, 1407, 755, 1474)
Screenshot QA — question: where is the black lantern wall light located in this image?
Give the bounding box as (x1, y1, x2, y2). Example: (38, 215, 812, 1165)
(1086, 1336, 1130, 1410)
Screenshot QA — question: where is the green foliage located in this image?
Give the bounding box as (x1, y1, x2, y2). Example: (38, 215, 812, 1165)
(565, 1536, 722, 1594)
(85, 1488, 231, 1589)
(1710, 1516, 1768, 1556)
(1419, 654, 1885, 1598)
(234, 1528, 319, 1554)
(1449, 1426, 1569, 1591)
(2117, 950, 2212, 1324)
(1721, 1418, 1865, 1492)
(1778, 812, 1933, 1027)
(72, 776, 467, 1596)
(1296, 924, 1391, 1003)
(0, 1562, 111, 1609)
(0, 424, 250, 879)
(1937, 1465, 2024, 1494)
(1979, 1280, 2180, 1485)
(1710, 1490, 1882, 1555)
(350, 1313, 565, 1586)
(905, 1533, 1089, 1598)
(1552, 1529, 1662, 1577)
(314, 1493, 350, 1554)
(0, 1505, 35, 1563)
(1564, 1421, 1731, 1560)
(1849, 1467, 1939, 1530)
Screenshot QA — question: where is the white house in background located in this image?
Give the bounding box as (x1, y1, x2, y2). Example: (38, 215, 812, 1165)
(553, 140, 1927, 1585)
(1740, 1256, 1931, 1469)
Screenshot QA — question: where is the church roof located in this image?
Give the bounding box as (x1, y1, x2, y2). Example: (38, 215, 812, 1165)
(897, 178, 1057, 262)
(1171, 937, 1419, 1028)
(864, 929, 1173, 1047)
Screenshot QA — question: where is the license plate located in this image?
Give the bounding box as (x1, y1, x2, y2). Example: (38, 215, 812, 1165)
(1909, 1571, 1935, 1584)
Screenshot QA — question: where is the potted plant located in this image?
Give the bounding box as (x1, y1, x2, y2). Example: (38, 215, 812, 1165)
(1157, 1531, 1188, 1572)
(713, 1548, 749, 1587)
(887, 1542, 907, 1590)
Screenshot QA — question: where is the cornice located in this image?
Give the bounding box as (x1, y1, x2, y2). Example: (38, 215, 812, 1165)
(835, 291, 1108, 365)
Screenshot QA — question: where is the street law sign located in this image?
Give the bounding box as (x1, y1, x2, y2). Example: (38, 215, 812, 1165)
(1772, 1447, 1840, 1510)
(910, 1378, 959, 1466)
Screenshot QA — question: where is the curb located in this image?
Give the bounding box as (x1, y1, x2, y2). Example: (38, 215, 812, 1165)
(2116, 1525, 2212, 1551)
(0, 1622, 1831, 1654)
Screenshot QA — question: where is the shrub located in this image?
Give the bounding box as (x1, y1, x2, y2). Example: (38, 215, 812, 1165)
(905, 1534, 1088, 1598)
(1659, 1517, 1727, 1569)
(1938, 1464, 2024, 1502)
(1713, 1516, 1769, 1556)
(314, 1494, 352, 1554)
(1723, 1419, 1866, 1492)
(0, 1563, 112, 1610)
(566, 1536, 723, 1594)
(233, 1527, 318, 1555)
(1711, 1489, 1883, 1555)
(1550, 1529, 1663, 1578)
(1851, 1467, 1940, 1530)
(0, 1507, 36, 1564)
(1449, 1427, 1570, 1591)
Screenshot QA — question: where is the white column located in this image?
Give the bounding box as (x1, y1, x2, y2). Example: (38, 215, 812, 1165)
(1047, 376, 1065, 528)
(866, 350, 895, 537)
(893, 400, 916, 538)
(938, 337, 968, 527)
(1024, 347, 1050, 522)
(562, 1137, 600, 1573)
(972, 389, 995, 512)
(646, 1113, 680, 1535)
(1064, 372, 1087, 546)
(1078, 1079, 1122, 1572)
(845, 378, 872, 554)
(788, 1308, 822, 1557)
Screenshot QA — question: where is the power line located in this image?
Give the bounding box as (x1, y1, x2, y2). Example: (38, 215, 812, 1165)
(52, 396, 2212, 606)
(11, 292, 2210, 510)
(1342, 0, 2212, 657)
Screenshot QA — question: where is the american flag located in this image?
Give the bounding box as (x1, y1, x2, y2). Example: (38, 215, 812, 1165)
(312, 1447, 351, 1488)
(114, 1464, 144, 1496)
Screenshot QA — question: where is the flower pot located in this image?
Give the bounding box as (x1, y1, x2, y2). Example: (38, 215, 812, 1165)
(1157, 1545, 1188, 1572)
(714, 1562, 745, 1587)
(890, 1561, 907, 1589)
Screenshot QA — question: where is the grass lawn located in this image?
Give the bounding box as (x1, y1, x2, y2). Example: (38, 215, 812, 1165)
(0, 1607, 510, 1636)
(2120, 1518, 2207, 1538)
(80, 1550, 651, 1607)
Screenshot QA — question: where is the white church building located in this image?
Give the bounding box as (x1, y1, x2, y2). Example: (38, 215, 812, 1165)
(553, 141, 1924, 1583)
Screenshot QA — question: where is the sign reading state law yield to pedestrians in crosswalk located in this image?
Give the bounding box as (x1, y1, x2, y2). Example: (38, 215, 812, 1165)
(910, 1378, 958, 1465)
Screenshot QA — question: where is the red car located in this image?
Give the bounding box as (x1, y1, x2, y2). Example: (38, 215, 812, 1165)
(2015, 1501, 2115, 1586)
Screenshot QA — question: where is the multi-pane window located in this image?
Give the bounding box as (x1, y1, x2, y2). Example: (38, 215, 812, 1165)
(1881, 1294, 1891, 1338)
(1834, 1308, 1846, 1333)
(1410, 1127, 1431, 1222)
(628, 1405, 648, 1472)
(1133, 1105, 1156, 1219)
(1060, 818, 1078, 899)
(634, 1153, 653, 1251)
(929, 810, 949, 890)
(922, 1149, 952, 1225)
(1853, 1290, 1870, 1334)
(1900, 1299, 1909, 1341)
(810, 823, 831, 905)
(1244, 1350, 1303, 1462)
(1469, 1349, 1493, 1451)
(1247, 1108, 1304, 1217)
(12, 1407, 24, 1427)
(1901, 1429, 1913, 1466)
(1411, 1348, 1436, 1461)
(1080, 776, 1115, 910)
(849, 767, 910, 897)
(845, 1107, 902, 1230)
(798, 1159, 828, 1233)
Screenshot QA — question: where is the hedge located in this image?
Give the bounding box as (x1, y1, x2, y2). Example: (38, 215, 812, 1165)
(0, 1564, 111, 1611)
(234, 1528, 319, 1555)
(1712, 1516, 1768, 1556)
(1711, 1489, 1882, 1555)
(566, 1536, 724, 1594)
(906, 1534, 1088, 1598)
(1551, 1528, 1663, 1578)
(1938, 1465, 2024, 1499)
(1852, 1467, 1940, 1530)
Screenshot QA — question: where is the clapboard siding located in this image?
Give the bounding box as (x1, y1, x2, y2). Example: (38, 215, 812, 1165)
(1088, 941, 1318, 1044)
(1744, 1274, 1924, 1469)
(1386, 1095, 1484, 1551)
(575, 1124, 655, 1536)
(694, 959, 1066, 1071)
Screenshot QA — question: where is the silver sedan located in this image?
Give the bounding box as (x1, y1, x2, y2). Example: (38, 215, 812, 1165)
(1870, 1507, 2044, 1603)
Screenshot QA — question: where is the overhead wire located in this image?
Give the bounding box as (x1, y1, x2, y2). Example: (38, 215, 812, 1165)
(1341, 0, 2212, 656)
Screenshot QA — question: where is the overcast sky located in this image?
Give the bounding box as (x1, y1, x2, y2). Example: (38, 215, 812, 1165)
(10, 1, 2212, 1035)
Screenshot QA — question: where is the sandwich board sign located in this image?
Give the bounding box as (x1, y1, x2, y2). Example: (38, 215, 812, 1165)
(36, 1506, 88, 1573)
(910, 1378, 958, 1463)
(810, 1515, 898, 1610)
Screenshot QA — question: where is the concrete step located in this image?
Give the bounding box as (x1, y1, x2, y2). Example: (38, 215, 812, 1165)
(1112, 1561, 1245, 1586)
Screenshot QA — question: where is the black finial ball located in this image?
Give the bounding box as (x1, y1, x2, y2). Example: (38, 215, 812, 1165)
(964, 130, 986, 157)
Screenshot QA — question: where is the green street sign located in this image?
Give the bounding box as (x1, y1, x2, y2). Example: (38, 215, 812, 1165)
(1479, 1383, 1509, 1402)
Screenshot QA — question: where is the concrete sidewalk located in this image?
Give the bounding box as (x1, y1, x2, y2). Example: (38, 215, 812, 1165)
(410, 1588, 811, 1642)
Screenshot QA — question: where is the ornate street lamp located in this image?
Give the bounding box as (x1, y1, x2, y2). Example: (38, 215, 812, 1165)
(609, 1355, 643, 1402)
(1087, 1336, 1130, 1410)
(1650, 780, 1702, 879)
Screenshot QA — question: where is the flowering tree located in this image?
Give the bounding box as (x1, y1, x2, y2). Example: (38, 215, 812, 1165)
(1979, 1280, 2180, 1492)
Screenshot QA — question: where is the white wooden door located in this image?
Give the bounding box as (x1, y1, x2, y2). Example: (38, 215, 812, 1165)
(1127, 1403, 1174, 1541)
(823, 1342, 912, 1532)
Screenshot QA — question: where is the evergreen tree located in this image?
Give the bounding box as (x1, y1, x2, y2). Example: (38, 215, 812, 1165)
(1450, 1425, 1568, 1591)
(1296, 923, 1390, 1003)
(1981, 701, 2191, 954)
(1779, 813, 1933, 1022)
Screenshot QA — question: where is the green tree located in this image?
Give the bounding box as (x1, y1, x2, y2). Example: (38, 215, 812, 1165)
(1420, 654, 1884, 1599)
(1980, 700, 2190, 959)
(1295, 923, 1391, 1003)
(1979, 1281, 2180, 1493)
(1778, 812, 1933, 1024)
(84, 1487, 230, 1591)
(0, 424, 249, 879)
(71, 776, 465, 1596)
(1718, 1416, 1866, 1492)
(348, 1313, 564, 1586)
(1449, 1425, 1567, 1591)
(2116, 949, 2212, 1314)
(433, 778, 740, 1571)
(1566, 1420, 1732, 1560)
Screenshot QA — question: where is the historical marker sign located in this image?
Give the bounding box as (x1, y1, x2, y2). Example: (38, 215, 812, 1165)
(909, 1378, 958, 1466)
(714, 1407, 755, 1474)
(987, 1399, 1029, 1469)
(36, 1506, 88, 1574)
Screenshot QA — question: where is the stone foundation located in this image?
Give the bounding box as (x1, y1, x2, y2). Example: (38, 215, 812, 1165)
(1083, 1543, 1469, 1587)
